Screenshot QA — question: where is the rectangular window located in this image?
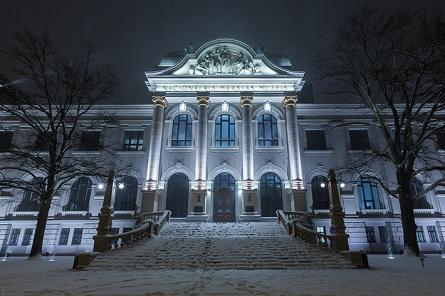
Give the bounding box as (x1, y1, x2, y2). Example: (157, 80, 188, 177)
(79, 131, 101, 150)
(8, 228, 21, 246)
(437, 132, 445, 150)
(21, 228, 33, 246)
(378, 226, 388, 243)
(365, 226, 376, 243)
(306, 130, 327, 150)
(349, 130, 370, 150)
(71, 228, 83, 245)
(59, 228, 70, 245)
(34, 131, 53, 151)
(427, 226, 439, 243)
(0, 131, 14, 151)
(123, 131, 144, 151)
(416, 226, 426, 243)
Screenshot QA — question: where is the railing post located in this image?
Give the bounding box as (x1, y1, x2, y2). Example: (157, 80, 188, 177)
(328, 168, 349, 252)
(93, 169, 115, 252)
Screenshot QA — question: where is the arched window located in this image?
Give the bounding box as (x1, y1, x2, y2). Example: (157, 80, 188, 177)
(114, 176, 138, 211)
(357, 177, 384, 210)
(215, 114, 235, 147)
(16, 177, 44, 211)
(410, 178, 432, 209)
(64, 177, 92, 211)
(311, 176, 330, 209)
(171, 114, 193, 146)
(258, 114, 279, 146)
(260, 172, 283, 217)
(214, 172, 236, 191)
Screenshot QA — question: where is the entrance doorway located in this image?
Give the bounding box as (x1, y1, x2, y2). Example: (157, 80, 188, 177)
(260, 172, 283, 217)
(166, 173, 189, 217)
(213, 172, 236, 222)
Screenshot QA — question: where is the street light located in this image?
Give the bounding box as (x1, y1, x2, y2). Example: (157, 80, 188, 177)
(118, 183, 124, 189)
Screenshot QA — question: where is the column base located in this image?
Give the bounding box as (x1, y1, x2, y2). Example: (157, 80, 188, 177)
(141, 190, 157, 213)
(291, 189, 307, 212)
(242, 189, 257, 214)
(191, 189, 207, 214)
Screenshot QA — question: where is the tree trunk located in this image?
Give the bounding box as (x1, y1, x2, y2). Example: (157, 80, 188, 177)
(397, 174, 420, 256)
(29, 200, 51, 257)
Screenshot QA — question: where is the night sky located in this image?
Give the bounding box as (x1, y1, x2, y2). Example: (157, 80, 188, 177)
(1, 0, 444, 104)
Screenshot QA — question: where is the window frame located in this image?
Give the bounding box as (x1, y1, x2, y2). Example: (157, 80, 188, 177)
(8, 228, 21, 246)
(257, 114, 279, 147)
(214, 114, 236, 147)
(0, 131, 14, 151)
(365, 226, 376, 243)
(416, 226, 426, 243)
(311, 175, 330, 210)
(378, 226, 388, 243)
(79, 130, 101, 151)
(15, 177, 44, 212)
(114, 176, 138, 211)
(59, 228, 70, 245)
(170, 114, 193, 147)
(427, 226, 439, 243)
(306, 129, 328, 150)
(436, 132, 445, 150)
(357, 179, 384, 210)
(21, 228, 33, 246)
(63, 177, 92, 211)
(349, 129, 370, 151)
(71, 228, 83, 245)
(122, 130, 144, 151)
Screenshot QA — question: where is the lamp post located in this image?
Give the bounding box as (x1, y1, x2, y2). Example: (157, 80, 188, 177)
(327, 168, 349, 252)
(93, 169, 115, 252)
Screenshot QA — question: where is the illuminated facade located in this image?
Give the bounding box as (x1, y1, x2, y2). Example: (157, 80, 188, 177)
(0, 39, 444, 256)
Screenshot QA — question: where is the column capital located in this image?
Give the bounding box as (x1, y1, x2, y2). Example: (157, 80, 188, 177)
(196, 96, 210, 106)
(282, 95, 298, 108)
(240, 95, 254, 106)
(152, 96, 168, 107)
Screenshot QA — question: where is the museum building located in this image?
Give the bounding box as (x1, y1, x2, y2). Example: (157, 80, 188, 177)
(1, 38, 444, 256)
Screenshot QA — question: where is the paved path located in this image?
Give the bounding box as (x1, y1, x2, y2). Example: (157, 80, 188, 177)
(88, 222, 352, 270)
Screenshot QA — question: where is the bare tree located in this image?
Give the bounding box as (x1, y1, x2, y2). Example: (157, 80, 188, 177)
(0, 30, 118, 257)
(315, 5, 445, 256)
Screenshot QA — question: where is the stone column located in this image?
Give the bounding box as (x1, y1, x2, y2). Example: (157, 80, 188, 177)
(240, 95, 256, 214)
(191, 95, 209, 215)
(142, 95, 167, 213)
(283, 95, 306, 211)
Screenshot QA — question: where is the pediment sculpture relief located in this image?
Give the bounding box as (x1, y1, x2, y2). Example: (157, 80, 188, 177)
(193, 46, 261, 75)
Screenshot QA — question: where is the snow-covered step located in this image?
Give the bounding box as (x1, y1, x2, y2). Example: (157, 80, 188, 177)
(88, 222, 352, 270)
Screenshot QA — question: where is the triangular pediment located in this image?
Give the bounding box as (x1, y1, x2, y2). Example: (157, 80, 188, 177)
(145, 38, 305, 93)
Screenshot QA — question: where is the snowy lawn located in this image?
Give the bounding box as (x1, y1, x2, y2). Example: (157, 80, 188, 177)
(0, 254, 444, 295)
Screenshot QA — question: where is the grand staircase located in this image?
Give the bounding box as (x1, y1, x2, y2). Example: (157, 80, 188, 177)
(88, 222, 352, 270)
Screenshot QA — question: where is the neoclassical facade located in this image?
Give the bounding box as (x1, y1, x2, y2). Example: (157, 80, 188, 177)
(1, 39, 444, 256)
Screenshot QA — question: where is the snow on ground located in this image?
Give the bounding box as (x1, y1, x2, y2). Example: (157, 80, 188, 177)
(0, 255, 444, 295)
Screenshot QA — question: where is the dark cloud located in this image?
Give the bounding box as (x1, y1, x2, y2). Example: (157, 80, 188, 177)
(1, 0, 444, 103)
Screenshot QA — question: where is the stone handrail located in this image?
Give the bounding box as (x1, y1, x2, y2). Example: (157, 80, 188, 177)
(95, 210, 171, 251)
(277, 210, 333, 248)
(138, 210, 171, 235)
